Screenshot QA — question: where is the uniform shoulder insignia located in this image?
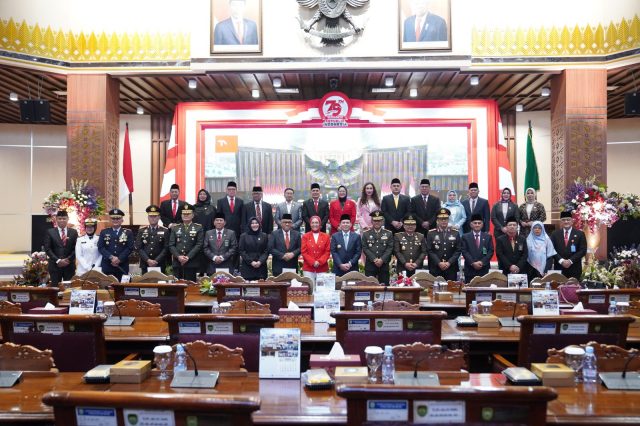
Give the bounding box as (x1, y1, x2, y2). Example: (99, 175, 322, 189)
(428, 228, 436, 232)
(140, 225, 149, 229)
(193, 223, 203, 228)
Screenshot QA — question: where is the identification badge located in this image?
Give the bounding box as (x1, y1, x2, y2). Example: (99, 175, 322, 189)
(482, 247, 487, 255)
(571, 244, 576, 253)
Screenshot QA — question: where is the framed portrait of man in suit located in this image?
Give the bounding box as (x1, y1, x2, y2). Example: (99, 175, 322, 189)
(398, 0, 451, 51)
(211, 0, 262, 54)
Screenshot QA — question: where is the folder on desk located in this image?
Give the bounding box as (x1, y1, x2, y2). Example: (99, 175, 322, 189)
(600, 372, 640, 390)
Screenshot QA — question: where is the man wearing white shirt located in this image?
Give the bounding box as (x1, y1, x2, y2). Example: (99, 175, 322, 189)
(75, 218, 102, 275)
(275, 187, 302, 231)
(43, 210, 78, 285)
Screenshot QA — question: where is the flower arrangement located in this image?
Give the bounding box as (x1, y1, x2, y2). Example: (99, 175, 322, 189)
(563, 176, 618, 233)
(42, 179, 105, 234)
(199, 275, 232, 296)
(581, 262, 621, 288)
(610, 245, 640, 266)
(13, 252, 49, 286)
(610, 193, 640, 220)
(609, 245, 640, 288)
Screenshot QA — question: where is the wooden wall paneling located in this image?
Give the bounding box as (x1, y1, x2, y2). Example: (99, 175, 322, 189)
(150, 114, 172, 205)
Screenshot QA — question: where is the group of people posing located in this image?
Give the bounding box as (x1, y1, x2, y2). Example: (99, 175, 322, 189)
(43, 179, 587, 288)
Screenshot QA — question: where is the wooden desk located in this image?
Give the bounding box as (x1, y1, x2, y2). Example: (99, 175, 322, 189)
(215, 282, 290, 314)
(577, 289, 640, 314)
(113, 282, 187, 314)
(103, 316, 169, 342)
(0, 286, 59, 311)
(2, 372, 640, 424)
(341, 285, 422, 308)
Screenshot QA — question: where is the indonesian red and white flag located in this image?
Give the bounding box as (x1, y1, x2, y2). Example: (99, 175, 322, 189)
(160, 113, 178, 201)
(497, 113, 515, 196)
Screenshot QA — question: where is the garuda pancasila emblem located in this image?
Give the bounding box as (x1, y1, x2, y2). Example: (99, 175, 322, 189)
(296, 0, 369, 45)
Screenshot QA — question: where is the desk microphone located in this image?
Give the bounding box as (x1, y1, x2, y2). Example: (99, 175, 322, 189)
(381, 281, 389, 311)
(105, 284, 124, 321)
(179, 343, 199, 377)
(622, 350, 640, 379)
(511, 300, 518, 322)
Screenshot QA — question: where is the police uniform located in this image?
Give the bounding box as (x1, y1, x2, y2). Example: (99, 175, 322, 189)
(75, 218, 102, 275)
(135, 205, 169, 274)
(97, 209, 134, 281)
(393, 214, 427, 277)
(168, 203, 204, 281)
(362, 211, 394, 283)
(426, 208, 462, 281)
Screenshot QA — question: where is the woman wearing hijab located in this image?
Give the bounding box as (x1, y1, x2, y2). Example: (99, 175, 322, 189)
(441, 190, 466, 231)
(329, 185, 357, 235)
(356, 182, 381, 233)
(526, 221, 556, 281)
(194, 188, 216, 276)
(518, 187, 547, 238)
(301, 215, 331, 291)
(238, 217, 269, 280)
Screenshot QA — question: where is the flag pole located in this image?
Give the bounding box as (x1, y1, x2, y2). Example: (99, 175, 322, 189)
(128, 193, 133, 225)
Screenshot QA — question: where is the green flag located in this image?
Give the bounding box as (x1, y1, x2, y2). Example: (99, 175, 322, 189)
(524, 120, 540, 191)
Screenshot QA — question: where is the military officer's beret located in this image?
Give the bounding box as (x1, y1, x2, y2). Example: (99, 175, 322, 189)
(146, 205, 160, 216)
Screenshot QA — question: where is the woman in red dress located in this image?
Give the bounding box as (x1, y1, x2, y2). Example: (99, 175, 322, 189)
(301, 216, 331, 291)
(329, 185, 356, 235)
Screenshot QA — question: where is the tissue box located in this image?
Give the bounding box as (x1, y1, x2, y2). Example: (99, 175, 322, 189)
(559, 309, 598, 316)
(310, 354, 362, 370)
(110, 360, 151, 384)
(287, 285, 310, 297)
(472, 313, 499, 327)
(27, 307, 68, 315)
(434, 291, 453, 302)
(334, 366, 369, 384)
(531, 363, 575, 387)
(278, 308, 312, 324)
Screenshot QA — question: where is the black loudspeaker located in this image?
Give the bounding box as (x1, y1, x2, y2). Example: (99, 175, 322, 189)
(31, 215, 51, 253)
(19, 99, 51, 123)
(624, 92, 640, 115)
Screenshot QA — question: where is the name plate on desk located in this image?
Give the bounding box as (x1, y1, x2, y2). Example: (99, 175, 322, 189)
(206, 322, 233, 335)
(124, 288, 140, 297)
(0, 293, 7, 301)
(375, 318, 402, 331)
(610, 294, 630, 303)
(367, 400, 409, 422)
(348, 319, 370, 331)
(13, 321, 34, 333)
(413, 400, 465, 424)
(244, 287, 260, 297)
(496, 293, 517, 302)
(76, 407, 117, 426)
(533, 323, 556, 334)
(122, 409, 175, 426)
(354, 291, 371, 301)
(560, 322, 588, 334)
(588, 295, 606, 304)
(0, 371, 22, 388)
(10, 292, 29, 303)
(140, 288, 158, 298)
(178, 322, 201, 334)
(374, 292, 394, 301)
(226, 288, 241, 297)
(475, 292, 492, 302)
(37, 322, 63, 334)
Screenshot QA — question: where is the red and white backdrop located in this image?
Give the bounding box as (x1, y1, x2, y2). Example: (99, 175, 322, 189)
(160, 94, 513, 205)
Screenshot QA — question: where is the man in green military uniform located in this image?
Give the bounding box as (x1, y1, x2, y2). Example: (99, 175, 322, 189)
(168, 203, 204, 281)
(393, 213, 427, 277)
(135, 205, 169, 274)
(362, 211, 394, 284)
(426, 208, 461, 281)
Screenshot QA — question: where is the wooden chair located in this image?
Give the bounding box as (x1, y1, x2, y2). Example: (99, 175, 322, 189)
(115, 299, 162, 317)
(539, 272, 568, 283)
(226, 299, 271, 314)
(482, 299, 528, 318)
(0, 314, 106, 372)
(43, 391, 259, 426)
(209, 271, 246, 283)
(467, 271, 508, 288)
(493, 315, 634, 370)
(112, 282, 187, 314)
(410, 271, 443, 294)
(446, 280, 464, 295)
(132, 270, 176, 283)
(393, 342, 467, 372)
(69, 280, 100, 290)
(0, 300, 21, 314)
(0, 342, 56, 372)
(72, 270, 118, 287)
(546, 341, 640, 372)
(372, 300, 419, 311)
(335, 271, 378, 285)
(628, 300, 640, 316)
(337, 384, 556, 426)
(170, 340, 246, 374)
(269, 272, 314, 293)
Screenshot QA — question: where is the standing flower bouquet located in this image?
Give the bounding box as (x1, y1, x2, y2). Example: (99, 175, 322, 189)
(563, 176, 618, 233)
(42, 179, 105, 234)
(13, 252, 49, 286)
(610, 193, 640, 220)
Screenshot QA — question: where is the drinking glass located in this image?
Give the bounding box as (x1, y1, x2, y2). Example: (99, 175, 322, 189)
(480, 301, 493, 315)
(353, 302, 365, 311)
(617, 302, 629, 314)
(219, 302, 231, 313)
(565, 346, 585, 383)
(153, 345, 173, 381)
(364, 346, 383, 383)
(440, 282, 448, 292)
(103, 301, 115, 319)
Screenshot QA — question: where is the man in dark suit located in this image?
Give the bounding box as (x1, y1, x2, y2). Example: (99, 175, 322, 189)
(242, 186, 274, 234)
(213, 0, 259, 45)
(461, 182, 490, 233)
(330, 214, 362, 276)
(381, 178, 411, 234)
(268, 213, 301, 276)
(426, 208, 461, 281)
(301, 182, 329, 233)
(159, 183, 185, 228)
(203, 212, 237, 274)
(135, 205, 168, 274)
(97, 209, 134, 281)
(495, 216, 528, 276)
(43, 210, 78, 285)
(216, 181, 244, 271)
(168, 204, 204, 281)
(490, 187, 520, 241)
(550, 210, 587, 280)
(362, 211, 394, 283)
(460, 213, 494, 282)
(410, 178, 440, 236)
(402, 0, 448, 42)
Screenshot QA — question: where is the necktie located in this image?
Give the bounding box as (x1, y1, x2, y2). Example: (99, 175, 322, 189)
(61, 228, 67, 246)
(217, 231, 222, 248)
(423, 196, 427, 208)
(394, 196, 398, 208)
(314, 200, 318, 213)
(471, 198, 476, 212)
(564, 230, 569, 246)
(172, 200, 177, 218)
(475, 233, 480, 248)
(285, 232, 290, 250)
(229, 197, 234, 213)
(256, 203, 262, 223)
(415, 16, 422, 41)
(343, 233, 349, 248)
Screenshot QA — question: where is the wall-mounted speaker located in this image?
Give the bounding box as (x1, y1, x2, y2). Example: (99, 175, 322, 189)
(19, 99, 51, 123)
(624, 92, 639, 115)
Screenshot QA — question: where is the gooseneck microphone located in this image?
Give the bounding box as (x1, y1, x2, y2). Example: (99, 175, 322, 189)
(180, 343, 199, 376)
(622, 350, 640, 379)
(105, 284, 124, 321)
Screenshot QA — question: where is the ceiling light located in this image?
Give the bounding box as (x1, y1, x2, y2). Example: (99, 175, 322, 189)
(9, 92, 18, 101)
(541, 87, 550, 97)
(275, 87, 299, 94)
(515, 104, 524, 112)
(607, 85, 619, 91)
(188, 79, 197, 89)
(384, 77, 394, 87)
(409, 88, 418, 98)
(252, 89, 260, 98)
(470, 76, 479, 86)
(371, 87, 397, 93)
(52, 90, 67, 96)
(273, 78, 282, 88)
(136, 106, 144, 115)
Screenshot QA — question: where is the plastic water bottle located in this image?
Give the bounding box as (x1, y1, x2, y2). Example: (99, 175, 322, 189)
(468, 300, 479, 316)
(545, 282, 551, 290)
(582, 346, 598, 383)
(381, 345, 395, 384)
(211, 301, 220, 314)
(367, 300, 373, 311)
(174, 345, 188, 372)
(608, 300, 618, 316)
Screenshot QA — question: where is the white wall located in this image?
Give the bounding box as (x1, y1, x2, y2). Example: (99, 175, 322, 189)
(607, 117, 640, 195)
(118, 114, 152, 225)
